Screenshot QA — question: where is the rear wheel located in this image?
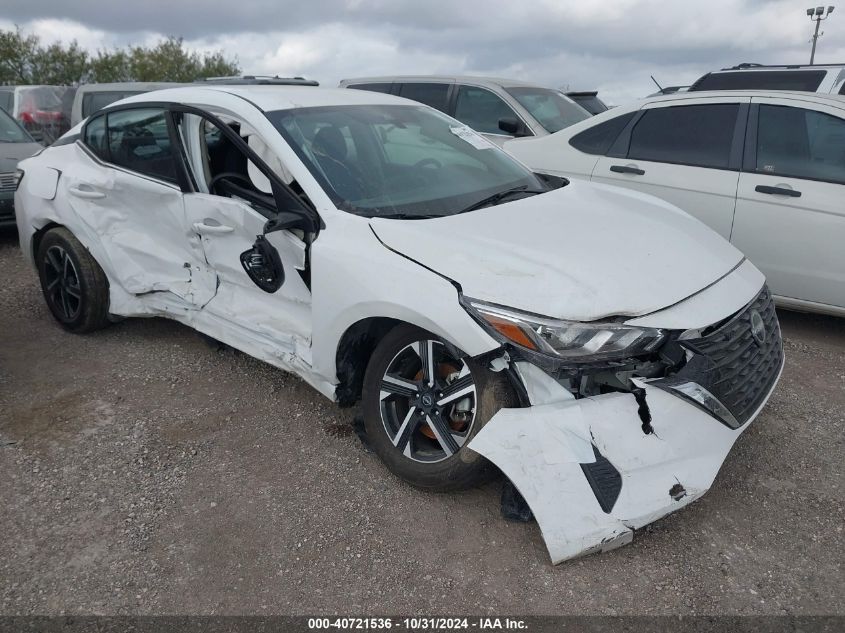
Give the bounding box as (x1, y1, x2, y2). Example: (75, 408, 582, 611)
(362, 324, 517, 491)
(36, 228, 110, 333)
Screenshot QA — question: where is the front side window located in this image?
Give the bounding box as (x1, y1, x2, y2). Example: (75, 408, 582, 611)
(176, 112, 281, 216)
(398, 83, 450, 113)
(628, 104, 739, 169)
(755, 104, 845, 184)
(505, 87, 589, 133)
(267, 104, 546, 218)
(106, 108, 178, 183)
(0, 106, 33, 143)
(453, 86, 520, 135)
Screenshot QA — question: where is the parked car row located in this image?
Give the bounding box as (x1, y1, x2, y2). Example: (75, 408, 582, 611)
(7, 60, 843, 563)
(339, 75, 592, 144)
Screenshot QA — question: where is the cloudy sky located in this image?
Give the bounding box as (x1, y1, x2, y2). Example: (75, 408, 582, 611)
(2, 0, 843, 104)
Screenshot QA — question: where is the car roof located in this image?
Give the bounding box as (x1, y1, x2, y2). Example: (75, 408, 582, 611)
(114, 85, 416, 111)
(710, 63, 845, 72)
(339, 75, 555, 89)
(76, 82, 188, 93)
(639, 89, 845, 106)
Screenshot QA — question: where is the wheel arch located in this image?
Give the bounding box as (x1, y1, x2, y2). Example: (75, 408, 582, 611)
(30, 221, 64, 262)
(334, 316, 401, 407)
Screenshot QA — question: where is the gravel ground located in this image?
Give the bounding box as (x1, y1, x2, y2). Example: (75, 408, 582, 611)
(0, 227, 843, 616)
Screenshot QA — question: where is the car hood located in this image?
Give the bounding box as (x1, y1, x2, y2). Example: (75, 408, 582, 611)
(369, 181, 744, 322)
(0, 142, 42, 172)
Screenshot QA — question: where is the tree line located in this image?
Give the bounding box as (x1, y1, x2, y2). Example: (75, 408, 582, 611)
(0, 27, 241, 85)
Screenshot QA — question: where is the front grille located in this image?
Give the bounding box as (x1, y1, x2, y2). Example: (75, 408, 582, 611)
(660, 285, 783, 427)
(0, 172, 16, 193)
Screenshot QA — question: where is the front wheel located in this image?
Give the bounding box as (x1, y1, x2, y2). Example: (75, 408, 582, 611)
(362, 324, 517, 491)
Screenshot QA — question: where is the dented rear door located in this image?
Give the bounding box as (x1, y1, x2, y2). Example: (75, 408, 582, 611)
(64, 139, 216, 307)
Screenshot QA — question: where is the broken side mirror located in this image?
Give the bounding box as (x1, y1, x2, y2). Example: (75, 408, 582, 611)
(268, 181, 323, 234)
(498, 117, 530, 137)
(240, 235, 284, 293)
(263, 211, 319, 235)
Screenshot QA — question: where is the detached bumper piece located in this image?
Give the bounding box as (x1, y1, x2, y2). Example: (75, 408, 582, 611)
(469, 286, 784, 565)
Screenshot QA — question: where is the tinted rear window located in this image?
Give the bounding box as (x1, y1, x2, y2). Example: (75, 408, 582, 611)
(627, 104, 739, 169)
(398, 83, 451, 113)
(691, 70, 825, 92)
(0, 91, 13, 114)
(569, 112, 635, 155)
(82, 91, 141, 118)
(755, 104, 845, 185)
(347, 83, 392, 94)
(569, 95, 608, 115)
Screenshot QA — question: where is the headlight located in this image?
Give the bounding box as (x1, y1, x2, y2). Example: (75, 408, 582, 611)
(14, 169, 24, 191)
(464, 298, 665, 362)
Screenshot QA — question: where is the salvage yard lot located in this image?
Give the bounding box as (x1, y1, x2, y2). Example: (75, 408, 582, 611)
(0, 228, 843, 615)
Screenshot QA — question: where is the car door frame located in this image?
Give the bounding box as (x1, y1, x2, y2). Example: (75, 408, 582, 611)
(589, 96, 749, 240)
(741, 95, 845, 185)
(603, 96, 749, 171)
(734, 94, 845, 312)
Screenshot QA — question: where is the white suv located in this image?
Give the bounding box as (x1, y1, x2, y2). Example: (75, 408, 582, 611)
(504, 90, 845, 317)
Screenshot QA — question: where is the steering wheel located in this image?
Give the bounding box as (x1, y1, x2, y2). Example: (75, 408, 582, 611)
(413, 158, 442, 170)
(208, 172, 255, 195)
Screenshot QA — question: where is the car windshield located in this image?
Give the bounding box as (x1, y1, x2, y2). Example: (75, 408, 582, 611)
(0, 107, 33, 143)
(266, 104, 547, 218)
(505, 87, 591, 133)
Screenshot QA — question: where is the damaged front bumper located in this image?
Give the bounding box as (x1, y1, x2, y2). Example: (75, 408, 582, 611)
(468, 285, 784, 564)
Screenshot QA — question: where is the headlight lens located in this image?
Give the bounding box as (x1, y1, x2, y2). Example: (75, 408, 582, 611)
(465, 298, 665, 361)
(14, 169, 24, 191)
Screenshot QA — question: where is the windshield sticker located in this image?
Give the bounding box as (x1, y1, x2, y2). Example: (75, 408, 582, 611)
(450, 125, 495, 150)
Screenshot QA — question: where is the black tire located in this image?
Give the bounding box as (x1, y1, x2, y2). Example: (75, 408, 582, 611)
(362, 323, 517, 492)
(36, 227, 110, 333)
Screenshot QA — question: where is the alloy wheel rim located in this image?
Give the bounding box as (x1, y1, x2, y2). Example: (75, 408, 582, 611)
(44, 245, 82, 321)
(379, 340, 477, 463)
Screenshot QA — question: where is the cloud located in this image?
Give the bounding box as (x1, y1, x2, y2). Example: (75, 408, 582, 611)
(2, 0, 843, 104)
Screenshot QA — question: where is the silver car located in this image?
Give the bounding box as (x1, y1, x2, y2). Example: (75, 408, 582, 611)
(339, 75, 590, 145)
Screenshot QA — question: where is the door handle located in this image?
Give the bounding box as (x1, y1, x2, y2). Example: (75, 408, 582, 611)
(68, 185, 105, 199)
(755, 184, 801, 198)
(192, 221, 234, 235)
(610, 164, 645, 175)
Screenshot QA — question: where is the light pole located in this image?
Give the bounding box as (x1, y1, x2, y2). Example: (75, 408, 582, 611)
(808, 6, 835, 65)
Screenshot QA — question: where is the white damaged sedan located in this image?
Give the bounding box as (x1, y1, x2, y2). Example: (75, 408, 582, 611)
(15, 86, 783, 563)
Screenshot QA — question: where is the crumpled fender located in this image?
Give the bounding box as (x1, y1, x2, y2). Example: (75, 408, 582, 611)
(468, 377, 772, 564)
